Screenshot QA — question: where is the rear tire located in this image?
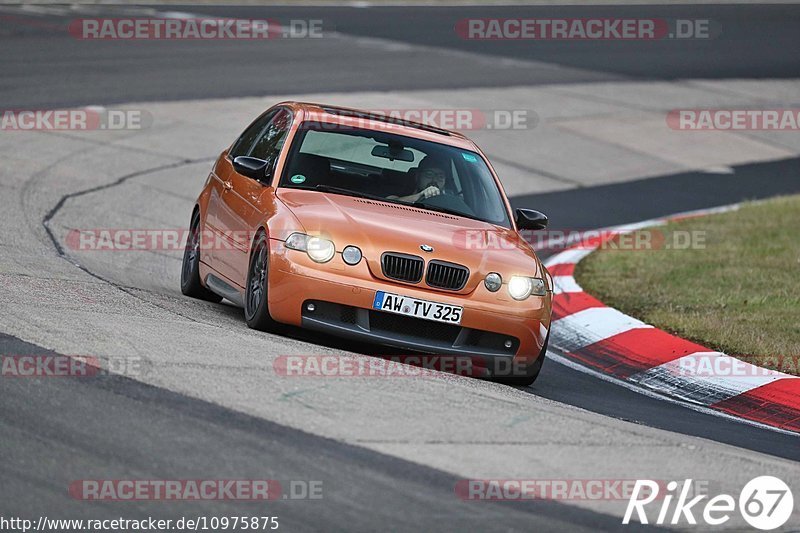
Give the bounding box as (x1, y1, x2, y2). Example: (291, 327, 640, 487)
(244, 232, 281, 332)
(181, 209, 222, 303)
(494, 332, 549, 387)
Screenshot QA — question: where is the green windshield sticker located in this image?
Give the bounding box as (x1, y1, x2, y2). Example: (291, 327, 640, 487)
(290, 174, 306, 184)
(462, 153, 478, 163)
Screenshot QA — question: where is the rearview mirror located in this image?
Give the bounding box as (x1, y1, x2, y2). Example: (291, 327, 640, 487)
(233, 156, 270, 182)
(516, 208, 548, 230)
(371, 144, 414, 162)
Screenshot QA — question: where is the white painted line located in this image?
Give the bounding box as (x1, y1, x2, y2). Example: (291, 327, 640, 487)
(551, 307, 652, 353)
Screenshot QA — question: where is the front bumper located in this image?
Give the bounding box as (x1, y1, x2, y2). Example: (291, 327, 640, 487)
(268, 245, 551, 367)
(300, 299, 519, 358)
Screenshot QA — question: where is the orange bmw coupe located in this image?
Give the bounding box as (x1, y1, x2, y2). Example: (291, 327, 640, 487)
(182, 102, 553, 385)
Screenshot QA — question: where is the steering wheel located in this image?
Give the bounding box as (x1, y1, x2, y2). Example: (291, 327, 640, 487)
(421, 191, 475, 216)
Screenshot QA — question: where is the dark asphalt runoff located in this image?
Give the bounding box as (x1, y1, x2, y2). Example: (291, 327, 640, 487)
(1, 4, 799, 530)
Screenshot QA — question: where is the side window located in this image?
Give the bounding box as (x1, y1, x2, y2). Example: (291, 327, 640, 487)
(249, 108, 292, 173)
(229, 110, 276, 158)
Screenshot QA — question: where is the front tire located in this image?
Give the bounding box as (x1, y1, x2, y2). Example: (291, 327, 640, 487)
(494, 332, 549, 387)
(181, 210, 222, 303)
(244, 232, 281, 332)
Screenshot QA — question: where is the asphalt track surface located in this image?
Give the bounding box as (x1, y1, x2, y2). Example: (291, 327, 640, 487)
(2, 4, 800, 108)
(1, 333, 637, 532)
(1, 4, 800, 531)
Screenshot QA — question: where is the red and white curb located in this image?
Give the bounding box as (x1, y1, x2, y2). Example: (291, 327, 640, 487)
(543, 206, 800, 435)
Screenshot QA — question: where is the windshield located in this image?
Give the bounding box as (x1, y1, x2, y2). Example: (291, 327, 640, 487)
(279, 123, 511, 227)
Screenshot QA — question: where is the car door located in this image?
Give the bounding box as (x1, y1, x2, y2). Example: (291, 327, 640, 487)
(212, 107, 292, 286)
(205, 109, 275, 280)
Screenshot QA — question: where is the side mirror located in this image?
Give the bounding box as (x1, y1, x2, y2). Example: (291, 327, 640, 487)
(516, 208, 548, 230)
(233, 156, 270, 182)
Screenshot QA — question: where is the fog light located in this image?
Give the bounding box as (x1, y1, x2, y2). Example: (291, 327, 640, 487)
(306, 303, 316, 312)
(504, 340, 513, 349)
(342, 245, 362, 265)
(484, 272, 502, 292)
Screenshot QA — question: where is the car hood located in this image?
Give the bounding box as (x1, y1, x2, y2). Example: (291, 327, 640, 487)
(277, 189, 542, 293)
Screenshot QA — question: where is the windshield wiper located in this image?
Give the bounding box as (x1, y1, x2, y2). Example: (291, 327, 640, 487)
(409, 201, 473, 219)
(309, 184, 383, 201)
(297, 184, 482, 221)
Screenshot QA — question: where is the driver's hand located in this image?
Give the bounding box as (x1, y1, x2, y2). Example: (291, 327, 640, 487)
(418, 185, 441, 200)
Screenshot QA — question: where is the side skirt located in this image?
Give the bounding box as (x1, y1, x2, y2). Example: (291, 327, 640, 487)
(205, 273, 245, 307)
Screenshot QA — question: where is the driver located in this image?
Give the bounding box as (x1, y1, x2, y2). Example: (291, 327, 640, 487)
(388, 157, 448, 203)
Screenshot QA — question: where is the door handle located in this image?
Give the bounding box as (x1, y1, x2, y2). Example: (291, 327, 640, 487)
(222, 181, 233, 191)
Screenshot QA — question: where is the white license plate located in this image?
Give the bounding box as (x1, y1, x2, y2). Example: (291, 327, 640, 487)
(372, 291, 462, 325)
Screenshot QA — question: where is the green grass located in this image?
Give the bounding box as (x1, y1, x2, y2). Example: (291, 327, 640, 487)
(575, 194, 800, 375)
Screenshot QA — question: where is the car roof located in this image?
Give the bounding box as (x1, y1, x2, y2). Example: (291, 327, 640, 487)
(276, 101, 480, 152)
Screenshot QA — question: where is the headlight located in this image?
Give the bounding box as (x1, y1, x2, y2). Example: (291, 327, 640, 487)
(508, 276, 546, 300)
(285, 233, 336, 263)
(306, 236, 335, 263)
(285, 232, 308, 251)
(342, 245, 362, 265)
(484, 272, 502, 292)
(531, 278, 546, 297)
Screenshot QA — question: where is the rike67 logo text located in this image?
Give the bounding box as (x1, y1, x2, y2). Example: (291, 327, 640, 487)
(624, 476, 793, 530)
